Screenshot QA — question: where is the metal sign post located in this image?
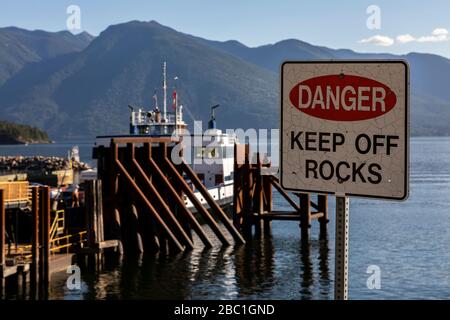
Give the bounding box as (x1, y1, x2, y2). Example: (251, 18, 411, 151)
(334, 196, 349, 300)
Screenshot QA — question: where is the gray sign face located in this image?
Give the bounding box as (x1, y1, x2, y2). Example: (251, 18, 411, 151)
(280, 61, 409, 200)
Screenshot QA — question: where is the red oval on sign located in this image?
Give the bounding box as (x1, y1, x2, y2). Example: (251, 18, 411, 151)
(289, 74, 397, 121)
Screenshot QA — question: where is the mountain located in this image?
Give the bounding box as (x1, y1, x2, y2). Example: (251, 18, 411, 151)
(203, 38, 450, 102)
(0, 20, 449, 138)
(193, 37, 346, 70)
(0, 27, 93, 85)
(195, 37, 450, 136)
(0, 21, 276, 138)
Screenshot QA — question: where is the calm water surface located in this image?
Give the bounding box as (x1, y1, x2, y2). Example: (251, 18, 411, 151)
(1, 137, 450, 299)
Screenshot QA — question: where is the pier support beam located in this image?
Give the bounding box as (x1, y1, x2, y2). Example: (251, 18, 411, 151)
(143, 143, 212, 248)
(299, 193, 311, 240)
(233, 144, 247, 230)
(318, 195, 329, 239)
(262, 175, 273, 235)
(0, 190, 5, 298)
(181, 160, 245, 245)
(254, 154, 264, 237)
(113, 143, 185, 253)
(0, 190, 4, 267)
(30, 187, 39, 295)
(94, 137, 247, 254)
(232, 144, 328, 240)
(38, 187, 50, 299)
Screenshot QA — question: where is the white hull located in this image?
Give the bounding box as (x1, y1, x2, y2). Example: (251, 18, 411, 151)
(183, 181, 234, 210)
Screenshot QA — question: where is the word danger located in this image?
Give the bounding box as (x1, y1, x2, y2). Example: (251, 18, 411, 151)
(289, 74, 397, 121)
(290, 131, 399, 184)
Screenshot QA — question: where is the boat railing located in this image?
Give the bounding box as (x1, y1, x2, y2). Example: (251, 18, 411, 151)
(134, 110, 184, 126)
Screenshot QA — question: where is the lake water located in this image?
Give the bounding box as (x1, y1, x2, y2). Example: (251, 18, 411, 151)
(1, 137, 450, 299)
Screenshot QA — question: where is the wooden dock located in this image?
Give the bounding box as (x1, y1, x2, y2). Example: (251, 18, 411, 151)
(94, 137, 245, 255)
(1, 137, 329, 299)
(0, 187, 90, 299)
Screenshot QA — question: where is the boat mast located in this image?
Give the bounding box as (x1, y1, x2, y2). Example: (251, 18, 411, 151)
(163, 61, 167, 121)
(174, 89, 178, 136)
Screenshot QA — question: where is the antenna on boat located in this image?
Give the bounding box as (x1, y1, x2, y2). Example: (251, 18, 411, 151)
(174, 85, 178, 137)
(208, 104, 220, 129)
(163, 61, 167, 121)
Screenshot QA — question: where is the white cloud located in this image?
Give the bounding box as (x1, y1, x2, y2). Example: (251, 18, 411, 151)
(432, 28, 448, 36)
(417, 28, 448, 42)
(397, 28, 449, 44)
(396, 34, 415, 44)
(359, 35, 394, 46)
(360, 28, 449, 47)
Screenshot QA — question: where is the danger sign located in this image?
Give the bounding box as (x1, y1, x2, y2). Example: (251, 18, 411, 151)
(280, 61, 409, 200)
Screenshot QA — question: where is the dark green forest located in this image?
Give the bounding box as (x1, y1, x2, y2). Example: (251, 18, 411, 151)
(0, 120, 50, 144)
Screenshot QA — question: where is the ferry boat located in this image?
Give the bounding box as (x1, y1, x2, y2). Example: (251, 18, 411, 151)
(95, 62, 237, 210)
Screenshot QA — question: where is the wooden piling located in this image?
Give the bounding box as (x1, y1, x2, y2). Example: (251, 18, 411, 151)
(299, 193, 311, 240)
(244, 149, 254, 235)
(231, 144, 328, 241)
(30, 187, 39, 291)
(143, 143, 213, 248)
(96, 180, 105, 243)
(0, 190, 4, 269)
(85, 181, 97, 248)
(129, 143, 194, 250)
(233, 144, 247, 229)
(109, 143, 121, 244)
(92, 137, 247, 254)
(86, 180, 106, 248)
(113, 142, 184, 253)
(0, 190, 5, 296)
(318, 194, 329, 238)
(164, 157, 231, 246)
(131, 203, 144, 253)
(38, 186, 50, 298)
(262, 175, 273, 235)
(254, 153, 264, 236)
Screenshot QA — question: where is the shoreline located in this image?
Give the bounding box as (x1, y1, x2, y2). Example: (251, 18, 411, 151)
(0, 155, 91, 172)
(0, 140, 54, 145)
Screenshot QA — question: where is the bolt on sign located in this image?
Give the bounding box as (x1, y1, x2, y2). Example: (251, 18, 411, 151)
(280, 61, 409, 200)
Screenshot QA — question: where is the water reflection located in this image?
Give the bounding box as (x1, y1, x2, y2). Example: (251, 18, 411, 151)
(299, 233, 331, 299)
(234, 235, 275, 297)
(0, 228, 330, 300)
(46, 229, 331, 300)
(299, 239, 313, 298)
(317, 233, 331, 299)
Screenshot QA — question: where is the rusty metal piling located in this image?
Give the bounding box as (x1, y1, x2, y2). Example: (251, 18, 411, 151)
(232, 144, 329, 240)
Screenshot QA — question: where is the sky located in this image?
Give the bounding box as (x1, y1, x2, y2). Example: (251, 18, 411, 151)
(1, 0, 450, 58)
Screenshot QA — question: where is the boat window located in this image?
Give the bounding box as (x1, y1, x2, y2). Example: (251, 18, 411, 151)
(215, 174, 224, 185)
(207, 147, 219, 159)
(197, 173, 205, 183)
(210, 148, 217, 158)
(194, 146, 222, 159)
(195, 147, 204, 158)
